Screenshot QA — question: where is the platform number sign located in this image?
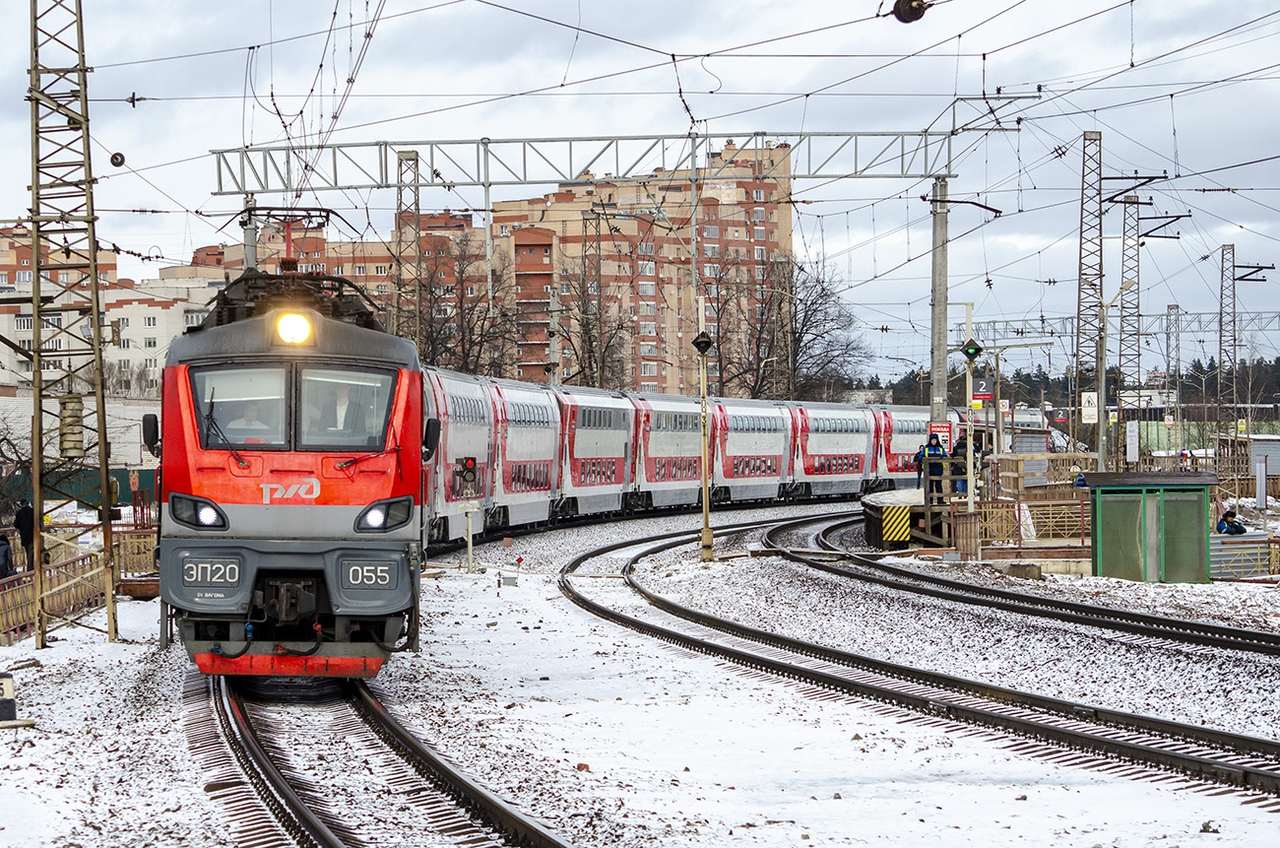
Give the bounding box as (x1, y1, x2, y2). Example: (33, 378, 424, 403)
(972, 376, 994, 401)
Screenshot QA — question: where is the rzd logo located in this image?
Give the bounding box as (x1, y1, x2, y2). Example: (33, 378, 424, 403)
(260, 477, 321, 504)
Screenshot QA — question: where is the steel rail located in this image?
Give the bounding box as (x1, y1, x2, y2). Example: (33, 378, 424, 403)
(215, 677, 348, 848)
(559, 524, 1280, 796)
(345, 681, 577, 848)
(770, 514, 1280, 656)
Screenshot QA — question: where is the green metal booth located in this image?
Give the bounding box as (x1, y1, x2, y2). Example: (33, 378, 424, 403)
(1084, 472, 1216, 583)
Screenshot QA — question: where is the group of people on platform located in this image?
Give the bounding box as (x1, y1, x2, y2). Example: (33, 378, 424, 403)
(0, 499, 35, 581)
(913, 433, 976, 503)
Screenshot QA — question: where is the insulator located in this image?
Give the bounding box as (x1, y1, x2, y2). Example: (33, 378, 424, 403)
(59, 396, 85, 459)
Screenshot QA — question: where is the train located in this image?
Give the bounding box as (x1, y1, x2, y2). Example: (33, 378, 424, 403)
(144, 266, 1044, 678)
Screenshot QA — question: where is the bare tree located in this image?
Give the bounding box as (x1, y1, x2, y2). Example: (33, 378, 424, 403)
(701, 248, 789, 399)
(99, 362, 158, 399)
(779, 258, 873, 403)
(410, 230, 522, 376)
(554, 246, 633, 389)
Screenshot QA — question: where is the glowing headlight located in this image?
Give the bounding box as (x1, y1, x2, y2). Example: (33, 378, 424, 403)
(277, 313, 312, 344)
(355, 497, 413, 532)
(171, 494, 228, 530)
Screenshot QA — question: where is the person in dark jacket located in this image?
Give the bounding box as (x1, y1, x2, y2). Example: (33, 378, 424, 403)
(1217, 510, 1246, 535)
(0, 535, 13, 580)
(923, 433, 948, 502)
(913, 444, 925, 489)
(13, 499, 34, 571)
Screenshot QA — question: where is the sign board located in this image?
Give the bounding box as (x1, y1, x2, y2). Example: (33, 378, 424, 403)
(1126, 420, 1139, 464)
(1164, 414, 1174, 429)
(1108, 411, 1118, 425)
(129, 470, 140, 493)
(928, 421, 953, 452)
(972, 376, 994, 401)
(998, 398, 1011, 414)
(1238, 418, 1248, 434)
(1081, 392, 1099, 424)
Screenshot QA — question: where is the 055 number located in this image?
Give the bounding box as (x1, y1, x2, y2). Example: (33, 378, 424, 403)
(347, 564, 391, 586)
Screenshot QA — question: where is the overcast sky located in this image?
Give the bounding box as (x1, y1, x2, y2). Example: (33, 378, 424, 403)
(2, 0, 1278, 379)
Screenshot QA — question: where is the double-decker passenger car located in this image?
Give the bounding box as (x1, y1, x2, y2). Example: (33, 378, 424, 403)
(145, 269, 435, 677)
(711, 398, 792, 502)
(553, 385, 635, 516)
(629, 392, 704, 509)
(790, 402, 878, 498)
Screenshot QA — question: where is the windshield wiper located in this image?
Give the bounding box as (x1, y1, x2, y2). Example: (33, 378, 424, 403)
(336, 445, 401, 470)
(204, 388, 249, 468)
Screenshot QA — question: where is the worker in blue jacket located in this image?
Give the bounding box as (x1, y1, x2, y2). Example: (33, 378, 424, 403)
(1216, 510, 1246, 535)
(924, 433, 948, 502)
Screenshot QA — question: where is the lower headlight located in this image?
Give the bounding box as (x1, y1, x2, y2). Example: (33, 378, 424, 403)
(171, 494, 228, 530)
(355, 497, 413, 532)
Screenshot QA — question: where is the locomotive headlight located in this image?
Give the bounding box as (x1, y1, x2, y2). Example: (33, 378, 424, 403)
(171, 494, 228, 530)
(276, 312, 312, 344)
(355, 496, 413, 532)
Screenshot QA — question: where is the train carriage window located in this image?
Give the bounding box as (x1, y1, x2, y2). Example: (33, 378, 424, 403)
(191, 366, 288, 449)
(299, 367, 396, 450)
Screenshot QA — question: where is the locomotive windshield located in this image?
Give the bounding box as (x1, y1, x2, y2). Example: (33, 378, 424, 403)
(191, 364, 396, 452)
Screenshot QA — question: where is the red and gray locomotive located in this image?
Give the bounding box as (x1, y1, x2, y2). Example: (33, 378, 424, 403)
(145, 266, 437, 677)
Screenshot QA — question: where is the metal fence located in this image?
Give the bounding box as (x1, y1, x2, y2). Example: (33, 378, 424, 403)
(1209, 534, 1279, 580)
(0, 527, 156, 646)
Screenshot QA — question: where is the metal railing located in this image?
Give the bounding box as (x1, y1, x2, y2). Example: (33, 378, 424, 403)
(1209, 534, 1279, 581)
(0, 526, 157, 646)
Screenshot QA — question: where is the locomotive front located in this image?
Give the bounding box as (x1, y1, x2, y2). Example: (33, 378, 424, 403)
(148, 279, 428, 677)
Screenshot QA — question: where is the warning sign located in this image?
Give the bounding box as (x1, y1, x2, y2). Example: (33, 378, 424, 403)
(1081, 392, 1099, 425)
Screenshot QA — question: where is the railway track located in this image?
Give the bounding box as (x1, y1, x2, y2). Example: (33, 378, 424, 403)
(185, 672, 575, 848)
(559, 520, 1280, 803)
(761, 513, 1280, 657)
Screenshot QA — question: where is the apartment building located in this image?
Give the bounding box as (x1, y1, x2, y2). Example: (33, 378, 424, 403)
(492, 139, 794, 394)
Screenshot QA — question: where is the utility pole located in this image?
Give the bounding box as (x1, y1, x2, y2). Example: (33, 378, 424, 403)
(28, 0, 117, 646)
(241, 196, 258, 270)
(929, 177, 949, 427)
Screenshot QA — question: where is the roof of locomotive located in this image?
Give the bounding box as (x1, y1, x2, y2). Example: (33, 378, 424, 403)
(166, 308, 420, 368)
(167, 268, 419, 368)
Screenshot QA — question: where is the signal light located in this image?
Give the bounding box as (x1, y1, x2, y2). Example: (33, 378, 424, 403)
(960, 338, 983, 362)
(459, 457, 477, 484)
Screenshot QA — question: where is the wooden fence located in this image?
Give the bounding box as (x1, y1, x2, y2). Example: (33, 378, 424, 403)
(951, 498, 1090, 549)
(0, 527, 157, 646)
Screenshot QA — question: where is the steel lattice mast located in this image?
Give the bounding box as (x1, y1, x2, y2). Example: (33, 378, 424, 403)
(1074, 132, 1103, 452)
(28, 0, 117, 646)
(1219, 244, 1236, 435)
(394, 150, 423, 353)
(1118, 196, 1141, 424)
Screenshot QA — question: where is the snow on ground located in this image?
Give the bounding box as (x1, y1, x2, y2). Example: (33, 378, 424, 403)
(2, 506, 1280, 846)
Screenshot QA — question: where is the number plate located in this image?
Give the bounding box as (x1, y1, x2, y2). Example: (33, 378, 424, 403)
(341, 560, 399, 590)
(182, 558, 242, 587)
